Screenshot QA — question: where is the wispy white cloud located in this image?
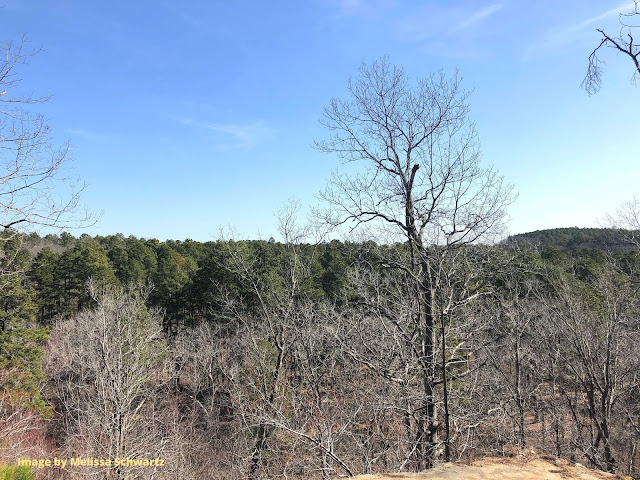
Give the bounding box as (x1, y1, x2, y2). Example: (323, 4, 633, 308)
(394, 3, 504, 44)
(161, 1, 202, 26)
(327, 0, 395, 19)
(452, 3, 504, 32)
(391, 3, 504, 58)
(177, 118, 276, 149)
(392, 5, 449, 43)
(566, 1, 636, 33)
(66, 128, 107, 141)
(339, 0, 364, 11)
(524, 1, 636, 60)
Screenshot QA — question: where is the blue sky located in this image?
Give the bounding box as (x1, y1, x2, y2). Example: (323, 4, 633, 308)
(2, 0, 639, 241)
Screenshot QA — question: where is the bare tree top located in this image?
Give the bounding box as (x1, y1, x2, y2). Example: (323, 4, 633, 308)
(0, 35, 93, 234)
(315, 57, 514, 247)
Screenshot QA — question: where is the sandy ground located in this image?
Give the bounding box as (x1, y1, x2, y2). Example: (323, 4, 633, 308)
(352, 453, 625, 480)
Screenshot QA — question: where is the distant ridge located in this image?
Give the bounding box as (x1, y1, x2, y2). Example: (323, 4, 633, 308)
(506, 227, 638, 253)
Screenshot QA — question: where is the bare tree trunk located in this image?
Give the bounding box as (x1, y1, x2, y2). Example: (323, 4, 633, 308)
(249, 325, 285, 480)
(417, 280, 437, 469)
(514, 332, 525, 449)
(440, 312, 451, 462)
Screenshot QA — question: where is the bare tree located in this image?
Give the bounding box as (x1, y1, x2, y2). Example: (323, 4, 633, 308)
(582, 1, 640, 95)
(315, 57, 514, 468)
(221, 201, 353, 478)
(1, 36, 91, 231)
(164, 322, 245, 479)
(548, 263, 640, 473)
(0, 368, 52, 463)
(483, 261, 547, 450)
(240, 300, 361, 478)
(44, 285, 167, 480)
(335, 245, 496, 469)
(604, 196, 640, 250)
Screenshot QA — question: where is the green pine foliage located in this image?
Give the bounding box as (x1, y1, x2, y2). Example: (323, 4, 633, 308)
(507, 227, 637, 252)
(10, 229, 639, 337)
(0, 233, 50, 414)
(0, 325, 50, 413)
(0, 465, 35, 480)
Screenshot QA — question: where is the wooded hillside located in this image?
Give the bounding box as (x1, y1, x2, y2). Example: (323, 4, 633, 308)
(1, 230, 639, 479)
(507, 227, 638, 252)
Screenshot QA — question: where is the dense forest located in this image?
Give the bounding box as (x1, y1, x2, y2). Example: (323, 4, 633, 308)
(1, 228, 640, 479)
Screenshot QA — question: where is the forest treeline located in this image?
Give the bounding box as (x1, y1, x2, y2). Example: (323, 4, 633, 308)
(507, 227, 639, 252)
(1, 228, 639, 479)
(20, 231, 354, 329)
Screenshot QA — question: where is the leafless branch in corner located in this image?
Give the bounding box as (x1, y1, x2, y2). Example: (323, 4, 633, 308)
(582, 2, 640, 94)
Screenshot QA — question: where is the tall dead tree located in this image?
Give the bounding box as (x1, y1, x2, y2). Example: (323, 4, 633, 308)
(316, 57, 514, 468)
